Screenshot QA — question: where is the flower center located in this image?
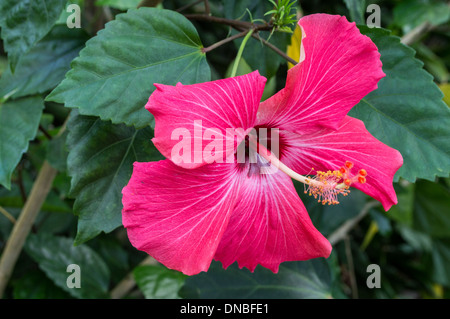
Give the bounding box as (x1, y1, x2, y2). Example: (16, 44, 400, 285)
(236, 126, 285, 175)
(247, 134, 367, 205)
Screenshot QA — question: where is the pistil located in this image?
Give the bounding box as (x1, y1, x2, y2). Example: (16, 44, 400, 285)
(248, 135, 367, 205)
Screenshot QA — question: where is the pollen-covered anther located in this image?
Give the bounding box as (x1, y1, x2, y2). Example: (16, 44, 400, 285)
(304, 162, 368, 205)
(304, 169, 349, 205)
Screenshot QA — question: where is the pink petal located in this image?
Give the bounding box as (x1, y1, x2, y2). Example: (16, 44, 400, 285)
(280, 116, 403, 211)
(147, 71, 266, 169)
(122, 160, 243, 276)
(214, 168, 332, 273)
(257, 14, 385, 133)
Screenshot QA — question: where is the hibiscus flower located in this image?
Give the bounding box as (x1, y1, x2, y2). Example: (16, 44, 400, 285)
(122, 14, 403, 275)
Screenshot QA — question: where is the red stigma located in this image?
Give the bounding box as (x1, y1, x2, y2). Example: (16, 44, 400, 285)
(345, 161, 354, 169)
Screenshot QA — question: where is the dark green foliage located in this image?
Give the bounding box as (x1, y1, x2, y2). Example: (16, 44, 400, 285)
(0, 0, 449, 300)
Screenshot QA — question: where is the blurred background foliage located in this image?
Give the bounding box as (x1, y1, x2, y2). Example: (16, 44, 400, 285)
(0, 0, 449, 299)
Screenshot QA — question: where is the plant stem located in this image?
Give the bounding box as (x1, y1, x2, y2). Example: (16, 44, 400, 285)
(327, 201, 380, 245)
(401, 21, 432, 46)
(39, 125, 53, 140)
(17, 164, 27, 203)
(345, 235, 359, 299)
(204, 0, 211, 15)
(0, 206, 16, 224)
(137, 0, 162, 8)
(102, 6, 114, 22)
(185, 14, 296, 66)
(176, 0, 203, 13)
(0, 116, 68, 298)
(0, 161, 58, 298)
(185, 14, 260, 31)
(202, 30, 248, 53)
(251, 33, 298, 66)
(110, 256, 157, 299)
(230, 29, 254, 77)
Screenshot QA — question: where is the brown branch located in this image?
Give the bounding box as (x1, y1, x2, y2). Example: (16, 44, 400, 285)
(400, 3, 450, 46)
(202, 30, 249, 53)
(328, 201, 380, 246)
(0, 117, 68, 298)
(39, 125, 53, 140)
(251, 33, 298, 66)
(17, 163, 27, 203)
(0, 206, 16, 224)
(401, 21, 432, 46)
(176, 0, 203, 13)
(344, 235, 359, 299)
(110, 256, 158, 299)
(185, 13, 256, 31)
(186, 13, 295, 66)
(204, 0, 210, 15)
(0, 161, 58, 298)
(137, 0, 163, 8)
(188, 16, 294, 64)
(102, 6, 114, 22)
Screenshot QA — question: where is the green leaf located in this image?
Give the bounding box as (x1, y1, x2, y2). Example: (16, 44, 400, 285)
(134, 265, 187, 299)
(396, 224, 433, 253)
(35, 210, 75, 235)
(0, 0, 67, 72)
(412, 180, 450, 238)
(25, 233, 110, 299)
(90, 237, 129, 282)
(95, 0, 141, 10)
(46, 130, 69, 172)
(431, 239, 450, 286)
(393, 179, 450, 286)
(414, 43, 449, 83)
(393, 0, 450, 33)
(12, 269, 73, 299)
(387, 182, 414, 226)
(0, 96, 44, 189)
(180, 259, 334, 299)
(344, 0, 366, 25)
(47, 8, 210, 129)
(66, 112, 163, 245)
(369, 209, 392, 236)
(0, 56, 8, 76)
(350, 27, 450, 182)
(0, 26, 89, 99)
